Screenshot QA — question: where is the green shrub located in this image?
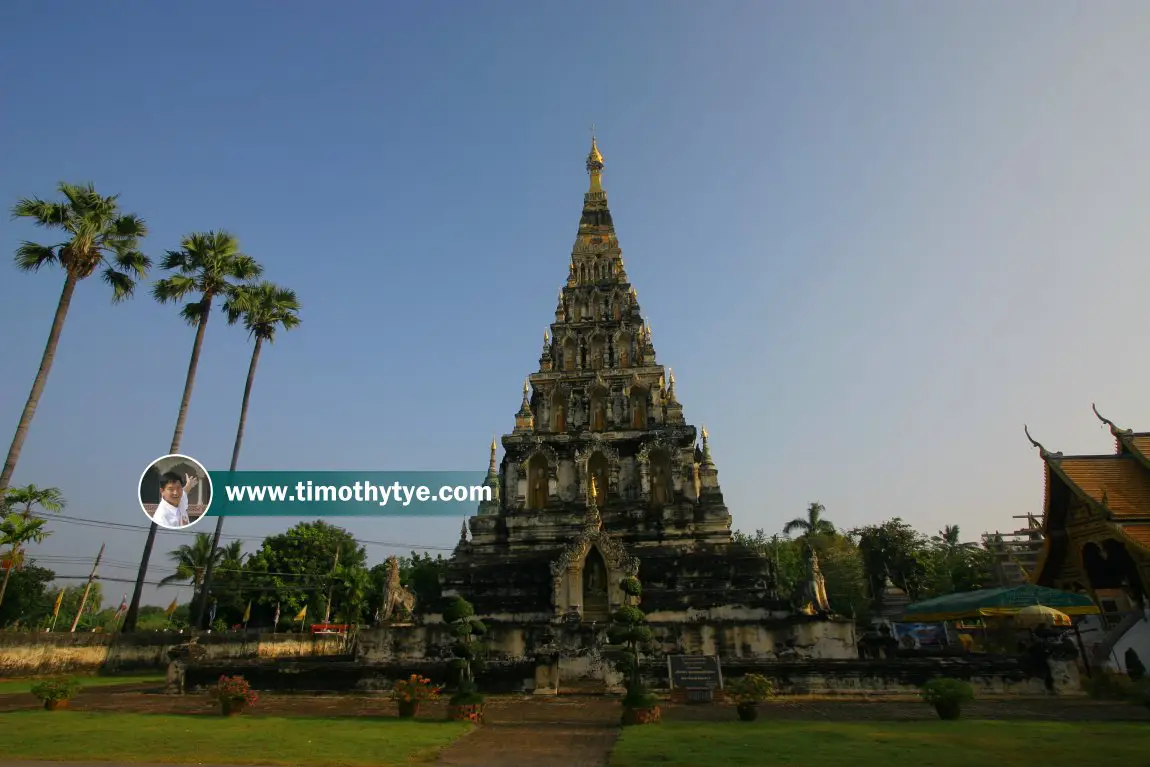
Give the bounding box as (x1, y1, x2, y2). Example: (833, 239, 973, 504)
(30, 678, 82, 702)
(728, 673, 774, 705)
(620, 576, 642, 596)
(1084, 670, 1141, 701)
(920, 678, 974, 706)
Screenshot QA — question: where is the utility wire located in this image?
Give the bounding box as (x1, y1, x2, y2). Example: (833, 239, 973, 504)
(29, 511, 457, 551)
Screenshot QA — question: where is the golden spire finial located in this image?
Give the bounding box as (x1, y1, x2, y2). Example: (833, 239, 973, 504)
(701, 425, 709, 441)
(586, 128, 605, 193)
(490, 436, 497, 453)
(668, 368, 675, 385)
(544, 330, 550, 343)
(523, 378, 530, 395)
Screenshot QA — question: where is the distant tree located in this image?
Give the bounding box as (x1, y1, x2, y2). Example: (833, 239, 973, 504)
(921, 524, 991, 597)
(783, 502, 836, 540)
(244, 521, 367, 623)
(0, 564, 54, 628)
(1, 183, 149, 493)
(0, 485, 65, 610)
(0, 514, 50, 611)
(853, 518, 929, 602)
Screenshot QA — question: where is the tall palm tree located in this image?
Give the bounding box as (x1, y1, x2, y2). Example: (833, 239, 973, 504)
(196, 281, 300, 628)
(1, 183, 148, 493)
(0, 485, 65, 610)
(783, 501, 836, 539)
(122, 231, 262, 632)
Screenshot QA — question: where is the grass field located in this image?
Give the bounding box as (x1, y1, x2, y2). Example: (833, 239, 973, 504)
(0, 674, 164, 694)
(0, 711, 470, 766)
(611, 720, 1150, 767)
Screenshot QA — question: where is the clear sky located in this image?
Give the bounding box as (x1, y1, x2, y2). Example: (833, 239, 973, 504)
(1, 2, 1148, 608)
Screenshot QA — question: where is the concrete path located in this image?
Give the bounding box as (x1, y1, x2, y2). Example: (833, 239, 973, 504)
(434, 697, 620, 767)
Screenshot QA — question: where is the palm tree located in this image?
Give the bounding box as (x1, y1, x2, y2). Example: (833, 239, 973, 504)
(122, 231, 262, 632)
(783, 501, 836, 539)
(0, 514, 50, 611)
(159, 533, 221, 593)
(1, 184, 148, 493)
(195, 281, 300, 628)
(0, 485, 65, 610)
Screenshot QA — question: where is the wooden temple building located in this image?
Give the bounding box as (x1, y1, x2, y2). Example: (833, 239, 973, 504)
(1025, 406, 1150, 626)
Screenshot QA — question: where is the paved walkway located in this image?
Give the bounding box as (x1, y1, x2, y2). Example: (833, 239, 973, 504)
(434, 697, 619, 767)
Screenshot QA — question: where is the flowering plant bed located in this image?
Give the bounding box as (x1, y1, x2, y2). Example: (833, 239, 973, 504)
(209, 675, 258, 716)
(621, 704, 662, 725)
(447, 703, 484, 723)
(392, 674, 441, 718)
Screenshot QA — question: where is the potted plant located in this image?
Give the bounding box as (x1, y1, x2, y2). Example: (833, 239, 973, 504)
(609, 576, 661, 725)
(443, 596, 487, 722)
(727, 673, 774, 721)
(920, 677, 974, 720)
(30, 678, 82, 711)
(391, 674, 441, 718)
(210, 675, 258, 716)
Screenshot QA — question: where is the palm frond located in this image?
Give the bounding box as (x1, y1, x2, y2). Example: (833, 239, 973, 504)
(109, 213, 148, 242)
(159, 249, 192, 272)
(102, 268, 137, 302)
(11, 197, 69, 226)
(151, 275, 198, 304)
(110, 247, 151, 279)
(14, 242, 59, 271)
(180, 301, 208, 326)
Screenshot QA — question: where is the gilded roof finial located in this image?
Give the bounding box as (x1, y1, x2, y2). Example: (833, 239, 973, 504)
(523, 378, 530, 395)
(702, 425, 709, 442)
(544, 330, 550, 344)
(490, 436, 498, 454)
(586, 128, 605, 193)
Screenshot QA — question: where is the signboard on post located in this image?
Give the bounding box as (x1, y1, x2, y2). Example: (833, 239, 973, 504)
(666, 654, 723, 692)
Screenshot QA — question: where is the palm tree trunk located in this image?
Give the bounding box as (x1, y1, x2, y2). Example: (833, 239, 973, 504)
(123, 297, 213, 633)
(0, 274, 79, 493)
(195, 336, 263, 629)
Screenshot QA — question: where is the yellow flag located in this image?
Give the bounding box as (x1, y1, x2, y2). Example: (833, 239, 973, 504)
(52, 590, 65, 617)
(165, 597, 178, 616)
(242, 601, 251, 622)
(294, 605, 307, 621)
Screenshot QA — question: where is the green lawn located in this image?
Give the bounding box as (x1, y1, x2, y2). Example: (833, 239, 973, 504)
(0, 673, 164, 694)
(611, 720, 1150, 767)
(0, 711, 470, 766)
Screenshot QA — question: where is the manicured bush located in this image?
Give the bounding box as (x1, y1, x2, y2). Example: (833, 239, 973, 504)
(920, 678, 973, 720)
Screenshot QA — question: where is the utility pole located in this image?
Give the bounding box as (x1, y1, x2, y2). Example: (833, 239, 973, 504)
(323, 545, 340, 624)
(70, 543, 104, 633)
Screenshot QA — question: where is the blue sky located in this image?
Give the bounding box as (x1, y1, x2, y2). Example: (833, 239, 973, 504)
(2, 2, 1148, 607)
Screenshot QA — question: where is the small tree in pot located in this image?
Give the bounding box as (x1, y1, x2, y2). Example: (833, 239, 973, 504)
(443, 595, 487, 723)
(921, 677, 973, 720)
(610, 575, 660, 725)
(727, 673, 774, 721)
(30, 678, 82, 711)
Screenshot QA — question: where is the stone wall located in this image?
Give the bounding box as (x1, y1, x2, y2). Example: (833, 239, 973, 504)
(685, 657, 1084, 697)
(0, 631, 353, 677)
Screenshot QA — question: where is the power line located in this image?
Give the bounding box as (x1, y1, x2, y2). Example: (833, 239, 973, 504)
(30, 511, 457, 551)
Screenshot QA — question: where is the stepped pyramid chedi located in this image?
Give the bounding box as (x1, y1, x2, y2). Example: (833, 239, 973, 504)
(443, 138, 854, 663)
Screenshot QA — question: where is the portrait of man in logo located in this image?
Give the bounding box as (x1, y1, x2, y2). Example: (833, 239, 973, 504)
(138, 454, 213, 529)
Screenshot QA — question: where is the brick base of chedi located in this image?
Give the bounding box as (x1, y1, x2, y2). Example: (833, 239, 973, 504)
(429, 138, 857, 692)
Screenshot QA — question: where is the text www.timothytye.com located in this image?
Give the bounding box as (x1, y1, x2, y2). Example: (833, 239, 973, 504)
(223, 480, 492, 506)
